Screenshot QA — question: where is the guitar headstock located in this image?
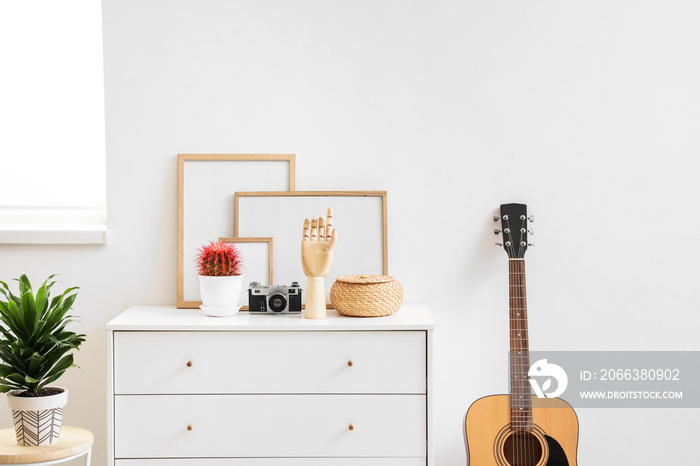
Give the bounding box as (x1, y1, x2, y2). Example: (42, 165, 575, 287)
(494, 203, 534, 259)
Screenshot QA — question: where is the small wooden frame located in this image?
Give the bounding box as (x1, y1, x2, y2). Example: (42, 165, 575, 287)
(177, 154, 295, 309)
(234, 191, 388, 307)
(219, 237, 273, 311)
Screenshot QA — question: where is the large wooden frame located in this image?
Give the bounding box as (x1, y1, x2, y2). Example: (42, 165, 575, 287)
(234, 191, 388, 307)
(177, 154, 295, 309)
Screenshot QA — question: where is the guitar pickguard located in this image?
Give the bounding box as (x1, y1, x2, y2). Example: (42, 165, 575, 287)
(544, 435, 570, 466)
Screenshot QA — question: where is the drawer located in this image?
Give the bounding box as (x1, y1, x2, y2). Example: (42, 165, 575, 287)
(113, 331, 425, 394)
(114, 394, 426, 458)
(116, 459, 426, 465)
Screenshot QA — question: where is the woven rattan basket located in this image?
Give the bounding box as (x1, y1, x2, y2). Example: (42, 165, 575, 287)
(330, 274, 403, 317)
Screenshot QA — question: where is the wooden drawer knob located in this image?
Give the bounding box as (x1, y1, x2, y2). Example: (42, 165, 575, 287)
(347, 360, 353, 367)
(186, 361, 193, 367)
(187, 424, 193, 431)
(348, 424, 354, 431)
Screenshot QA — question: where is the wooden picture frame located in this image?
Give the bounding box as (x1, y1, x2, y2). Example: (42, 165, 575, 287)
(177, 154, 295, 309)
(234, 191, 388, 307)
(218, 237, 273, 311)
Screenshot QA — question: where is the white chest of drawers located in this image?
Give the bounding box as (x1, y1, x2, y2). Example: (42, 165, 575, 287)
(106, 305, 434, 466)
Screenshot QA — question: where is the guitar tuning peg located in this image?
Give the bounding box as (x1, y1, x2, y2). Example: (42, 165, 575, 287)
(494, 243, 503, 247)
(494, 229, 501, 235)
(528, 215, 535, 222)
(493, 215, 500, 222)
(528, 229, 534, 235)
(528, 243, 535, 247)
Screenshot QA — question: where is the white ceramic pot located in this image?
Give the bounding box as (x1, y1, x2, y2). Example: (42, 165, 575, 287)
(199, 274, 244, 314)
(6, 387, 68, 446)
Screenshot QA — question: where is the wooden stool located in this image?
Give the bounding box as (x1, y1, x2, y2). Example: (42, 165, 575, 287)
(0, 426, 93, 465)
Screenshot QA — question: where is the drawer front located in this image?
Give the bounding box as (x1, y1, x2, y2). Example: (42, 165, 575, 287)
(116, 459, 426, 465)
(114, 331, 425, 394)
(115, 395, 426, 458)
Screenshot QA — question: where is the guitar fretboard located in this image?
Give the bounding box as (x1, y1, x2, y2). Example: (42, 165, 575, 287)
(509, 259, 532, 431)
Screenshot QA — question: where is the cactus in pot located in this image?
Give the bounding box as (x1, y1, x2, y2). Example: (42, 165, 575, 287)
(195, 240, 244, 315)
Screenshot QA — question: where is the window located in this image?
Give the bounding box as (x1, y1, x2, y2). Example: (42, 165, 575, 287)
(0, 0, 107, 244)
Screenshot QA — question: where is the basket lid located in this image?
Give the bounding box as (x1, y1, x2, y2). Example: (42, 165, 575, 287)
(334, 274, 395, 284)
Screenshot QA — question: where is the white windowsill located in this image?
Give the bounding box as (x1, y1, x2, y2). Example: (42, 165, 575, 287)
(0, 224, 109, 244)
(0, 207, 109, 245)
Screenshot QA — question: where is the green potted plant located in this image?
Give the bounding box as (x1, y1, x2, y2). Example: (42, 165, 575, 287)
(195, 240, 244, 316)
(0, 274, 85, 446)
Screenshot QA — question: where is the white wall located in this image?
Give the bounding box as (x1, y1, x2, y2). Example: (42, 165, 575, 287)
(1, 0, 699, 464)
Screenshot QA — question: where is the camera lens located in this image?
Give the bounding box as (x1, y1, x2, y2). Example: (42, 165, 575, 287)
(268, 293, 287, 313)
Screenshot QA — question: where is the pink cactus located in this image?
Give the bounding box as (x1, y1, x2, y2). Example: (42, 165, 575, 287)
(195, 241, 243, 276)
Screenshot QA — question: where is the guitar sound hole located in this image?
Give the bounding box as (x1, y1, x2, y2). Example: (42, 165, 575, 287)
(503, 431, 543, 466)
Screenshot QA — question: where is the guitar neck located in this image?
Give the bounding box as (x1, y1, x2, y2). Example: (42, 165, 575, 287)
(509, 258, 532, 431)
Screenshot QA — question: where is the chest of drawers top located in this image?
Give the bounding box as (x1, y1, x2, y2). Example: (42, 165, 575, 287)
(106, 304, 434, 332)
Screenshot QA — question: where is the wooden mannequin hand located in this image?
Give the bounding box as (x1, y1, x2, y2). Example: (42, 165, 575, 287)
(301, 208, 338, 278)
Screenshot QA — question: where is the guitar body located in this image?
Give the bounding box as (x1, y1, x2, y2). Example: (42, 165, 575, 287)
(464, 395, 578, 466)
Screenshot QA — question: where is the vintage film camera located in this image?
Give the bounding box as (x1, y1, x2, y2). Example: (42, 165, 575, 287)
(248, 282, 302, 313)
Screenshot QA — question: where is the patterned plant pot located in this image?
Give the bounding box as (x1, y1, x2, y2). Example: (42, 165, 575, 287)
(6, 387, 68, 446)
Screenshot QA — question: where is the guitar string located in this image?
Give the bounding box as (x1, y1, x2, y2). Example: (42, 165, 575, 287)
(523, 259, 533, 465)
(509, 258, 515, 465)
(512, 259, 519, 465)
(515, 257, 534, 465)
(506, 214, 536, 464)
(511, 258, 522, 465)
(518, 218, 523, 257)
(516, 260, 522, 466)
(502, 210, 535, 464)
(522, 254, 532, 464)
(505, 219, 514, 464)
(510, 262, 523, 466)
(524, 258, 531, 465)
(515, 218, 529, 466)
(516, 259, 521, 466)
(509, 259, 515, 466)
(521, 261, 527, 465)
(508, 258, 515, 465)
(506, 216, 515, 259)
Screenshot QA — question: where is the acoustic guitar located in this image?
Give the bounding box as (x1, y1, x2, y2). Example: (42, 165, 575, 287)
(464, 203, 579, 466)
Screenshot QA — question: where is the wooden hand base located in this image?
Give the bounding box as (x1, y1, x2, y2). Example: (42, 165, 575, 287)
(304, 277, 327, 319)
